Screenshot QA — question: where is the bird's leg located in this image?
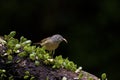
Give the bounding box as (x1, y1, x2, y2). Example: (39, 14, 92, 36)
(49, 50, 55, 58)
(52, 50, 55, 57)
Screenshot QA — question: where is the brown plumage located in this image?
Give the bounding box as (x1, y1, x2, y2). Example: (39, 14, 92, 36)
(34, 34, 67, 51)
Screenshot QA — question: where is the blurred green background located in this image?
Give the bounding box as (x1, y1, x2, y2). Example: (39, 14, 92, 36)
(0, 0, 120, 80)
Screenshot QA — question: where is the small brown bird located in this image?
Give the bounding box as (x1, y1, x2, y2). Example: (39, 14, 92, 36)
(34, 34, 67, 51)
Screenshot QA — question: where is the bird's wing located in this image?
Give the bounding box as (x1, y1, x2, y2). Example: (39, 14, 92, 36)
(41, 37, 51, 43)
(40, 37, 51, 46)
(33, 37, 51, 45)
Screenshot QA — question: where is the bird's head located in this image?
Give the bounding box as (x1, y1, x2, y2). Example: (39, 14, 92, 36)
(51, 34, 67, 43)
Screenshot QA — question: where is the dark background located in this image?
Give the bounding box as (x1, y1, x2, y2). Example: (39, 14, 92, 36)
(0, 0, 120, 80)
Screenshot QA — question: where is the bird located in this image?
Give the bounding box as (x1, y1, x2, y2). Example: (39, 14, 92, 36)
(34, 34, 67, 55)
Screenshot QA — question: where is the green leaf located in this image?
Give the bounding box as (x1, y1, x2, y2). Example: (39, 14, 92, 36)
(30, 76, 35, 80)
(7, 38, 19, 48)
(24, 75, 29, 79)
(8, 55, 13, 61)
(29, 53, 36, 61)
(20, 36, 27, 43)
(25, 71, 30, 75)
(35, 60, 40, 66)
(101, 73, 107, 80)
(18, 51, 28, 57)
(9, 76, 14, 80)
(8, 31, 16, 37)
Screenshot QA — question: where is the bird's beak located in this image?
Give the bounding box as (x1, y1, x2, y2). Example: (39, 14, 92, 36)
(63, 38, 68, 43)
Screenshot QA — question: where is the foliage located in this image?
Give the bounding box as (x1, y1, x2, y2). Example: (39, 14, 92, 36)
(0, 31, 78, 79)
(0, 31, 107, 80)
(101, 73, 107, 80)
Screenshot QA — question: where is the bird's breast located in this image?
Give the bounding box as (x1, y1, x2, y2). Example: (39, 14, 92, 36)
(45, 42, 59, 51)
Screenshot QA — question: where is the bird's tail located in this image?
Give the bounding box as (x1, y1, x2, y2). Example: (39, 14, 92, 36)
(33, 42, 41, 45)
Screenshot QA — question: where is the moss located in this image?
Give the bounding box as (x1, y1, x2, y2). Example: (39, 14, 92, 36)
(25, 71, 30, 76)
(23, 71, 36, 80)
(101, 73, 107, 80)
(0, 69, 6, 73)
(29, 53, 36, 61)
(35, 60, 40, 66)
(88, 77, 94, 80)
(52, 55, 77, 71)
(46, 76, 49, 80)
(0, 31, 104, 80)
(18, 51, 28, 57)
(30, 76, 35, 80)
(62, 76, 67, 80)
(6, 49, 13, 55)
(24, 71, 30, 79)
(2, 31, 78, 71)
(9, 76, 14, 80)
(24, 75, 29, 79)
(0, 69, 7, 79)
(0, 31, 78, 78)
(78, 73, 83, 79)
(7, 55, 13, 61)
